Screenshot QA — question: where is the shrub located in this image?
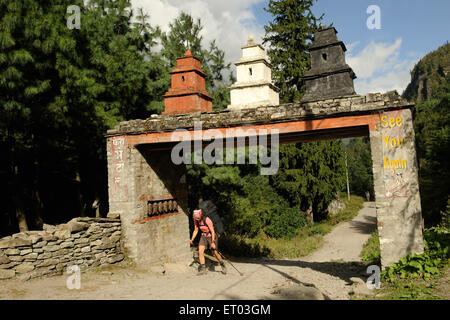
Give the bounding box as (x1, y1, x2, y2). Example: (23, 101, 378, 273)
(265, 207, 310, 239)
(360, 230, 381, 263)
(382, 226, 449, 282)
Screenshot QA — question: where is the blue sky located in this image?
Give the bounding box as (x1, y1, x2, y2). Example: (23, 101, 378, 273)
(133, 0, 449, 94)
(250, 0, 450, 94)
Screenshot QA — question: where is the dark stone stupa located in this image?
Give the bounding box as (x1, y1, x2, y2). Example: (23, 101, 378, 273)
(301, 26, 357, 102)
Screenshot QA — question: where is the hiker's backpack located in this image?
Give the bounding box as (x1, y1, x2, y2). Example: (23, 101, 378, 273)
(198, 200, 225, 236)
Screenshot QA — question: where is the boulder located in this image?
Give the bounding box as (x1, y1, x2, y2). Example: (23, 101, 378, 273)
(327, 199, 346, 215)
(74, 237, 89, 245)
(60, 241, 74, 249)
(107, 211, 121, 219)
(42, 245, 60, 252)
(55, 230, 71, 240)
(33, 240, 48, 248)
(0, 254, 11, 265)
(90, 239, 102, 247)
(81, 246, 91, 253)
(18, 273, 31, 282)
(8, 255, 24, 262)
(67, 219, 89, 233)
(0, 238, 32, 248)
(0, 262, 20, 269)
(272, 283, 328, 300)
(5, 248, 20, 256)
(14, 262, 35, 274)
(0, 269, 15, 280)
(43, 224, 56, 232)
(23, 252, 39, 261)
(107, 253, 124, 264)
(85, 224, 102, 234)
(42, 234, 57, 241)
(37, 258, 59, 268)
(37, 252, 52, 260)
(20, 249, 33, 256)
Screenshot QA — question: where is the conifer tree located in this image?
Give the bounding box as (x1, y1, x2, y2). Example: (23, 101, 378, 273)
(161, 12, 234, 110)
(263, 0, 321, 103)
(263, 0, 346, 222)
(0, 0, 166, 234)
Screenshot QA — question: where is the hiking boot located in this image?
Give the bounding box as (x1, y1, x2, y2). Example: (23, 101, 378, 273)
(197, 264, 207, 275)
(220, 261, 227, 274)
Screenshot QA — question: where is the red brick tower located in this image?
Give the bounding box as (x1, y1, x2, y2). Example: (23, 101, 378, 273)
(163, 50, 213, 114)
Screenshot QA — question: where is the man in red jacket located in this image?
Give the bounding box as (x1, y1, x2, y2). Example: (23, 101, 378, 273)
(190, 209, 227, 275)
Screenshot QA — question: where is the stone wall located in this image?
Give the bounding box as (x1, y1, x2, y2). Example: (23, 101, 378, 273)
(0, 217, 124, 281)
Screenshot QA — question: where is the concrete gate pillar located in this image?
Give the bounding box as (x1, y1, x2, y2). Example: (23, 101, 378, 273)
(107, 136, 191, 268)
(369, 108, 424, 268)
(106, 49, 214, 268)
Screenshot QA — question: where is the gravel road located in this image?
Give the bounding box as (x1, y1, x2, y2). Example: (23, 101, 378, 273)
(0, 202, 377, 300)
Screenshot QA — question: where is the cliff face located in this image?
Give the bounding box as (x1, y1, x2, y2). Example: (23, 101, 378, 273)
(403, 42, 450, 102)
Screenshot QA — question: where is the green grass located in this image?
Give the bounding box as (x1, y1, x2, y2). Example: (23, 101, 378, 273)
(360, 230, 381, 264)
(366, 269, 449, 300)
(356, 226, 450, 300)
(221, 195, 365, 259)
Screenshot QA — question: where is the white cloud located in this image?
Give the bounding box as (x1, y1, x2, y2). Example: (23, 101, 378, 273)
(346, 39, 418, 95)
(130, 0, 266, 71)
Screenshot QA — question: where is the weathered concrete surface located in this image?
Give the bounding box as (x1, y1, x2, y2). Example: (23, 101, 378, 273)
(106, 91, 408, 137)
(107, 139, 191, 269)
(369, 108, 424, 268)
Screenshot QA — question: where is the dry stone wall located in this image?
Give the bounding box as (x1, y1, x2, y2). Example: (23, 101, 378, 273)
(0, 217, 123, 281)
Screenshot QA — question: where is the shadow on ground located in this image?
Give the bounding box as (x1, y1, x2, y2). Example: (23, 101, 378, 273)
(348, 215, 377, 234)
(258, 259, 370, 286)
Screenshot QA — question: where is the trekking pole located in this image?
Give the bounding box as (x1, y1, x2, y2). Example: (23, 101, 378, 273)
(217, 250, 244, 276)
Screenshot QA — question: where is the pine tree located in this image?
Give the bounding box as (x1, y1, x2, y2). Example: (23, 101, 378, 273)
(0, 0, 166, 235)
(160, 12, 234, 110)
(271, 141, 346, 221)
(414, 94, 450, 226)
(346, 137, 374, 199)
(263, 0, 321, 103)
(263, 0, 345, 222)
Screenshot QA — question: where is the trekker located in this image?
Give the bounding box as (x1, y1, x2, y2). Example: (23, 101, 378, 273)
(190, 208, 227, 275)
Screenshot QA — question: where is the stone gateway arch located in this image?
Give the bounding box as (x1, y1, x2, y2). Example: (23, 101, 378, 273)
(106, 27, 424, 269)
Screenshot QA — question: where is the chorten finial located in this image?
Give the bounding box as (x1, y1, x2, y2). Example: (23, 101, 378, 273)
(247, 35, 255, 45)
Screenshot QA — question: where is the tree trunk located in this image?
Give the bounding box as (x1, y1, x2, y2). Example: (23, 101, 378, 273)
(75, 171, 86, 217)
(33, 189, 44, 230)
(15, 206, 29, 232)
(307, 204, 314, 224)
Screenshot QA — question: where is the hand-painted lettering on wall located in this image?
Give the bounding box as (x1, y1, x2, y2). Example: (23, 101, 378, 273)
(380, 111, 409, 198)
(111, 136, 128, 201)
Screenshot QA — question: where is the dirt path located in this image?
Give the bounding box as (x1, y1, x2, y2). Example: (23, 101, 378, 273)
(0, 202, 377, 300)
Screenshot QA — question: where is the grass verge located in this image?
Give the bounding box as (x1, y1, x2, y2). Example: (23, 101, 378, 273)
(360, 230, 380, 264)
(221, 195, 365, 259)
(356, 226, 449, 300)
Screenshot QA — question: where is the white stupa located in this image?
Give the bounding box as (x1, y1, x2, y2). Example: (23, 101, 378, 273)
(227, 35, 280, 110)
